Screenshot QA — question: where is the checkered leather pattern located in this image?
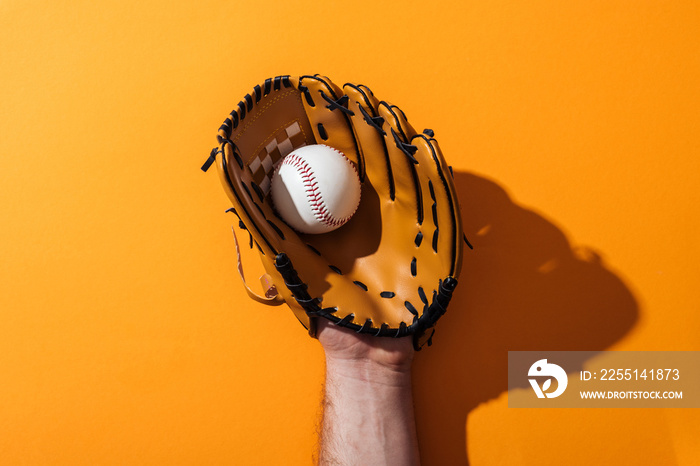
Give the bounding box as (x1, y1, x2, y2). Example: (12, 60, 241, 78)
(249, 121, 307, 195)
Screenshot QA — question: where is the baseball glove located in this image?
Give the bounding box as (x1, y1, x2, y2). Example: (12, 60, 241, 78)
(202, 75, 466, 349)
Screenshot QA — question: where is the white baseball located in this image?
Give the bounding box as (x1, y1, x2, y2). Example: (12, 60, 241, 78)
(271, 144, 361, 234)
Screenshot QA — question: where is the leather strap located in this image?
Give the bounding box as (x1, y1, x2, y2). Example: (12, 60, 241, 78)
(231, 227, 284, 305)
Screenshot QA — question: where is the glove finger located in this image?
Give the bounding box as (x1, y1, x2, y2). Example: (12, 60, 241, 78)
(296, 75, 364, 179)
(216, 140, 284, 258)
(343, 83, 395, 201)
(409, 133, 463, 279)
(377, 101, 424, 224)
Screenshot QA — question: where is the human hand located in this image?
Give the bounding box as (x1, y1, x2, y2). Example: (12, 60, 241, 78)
(317, 318, 415, 374)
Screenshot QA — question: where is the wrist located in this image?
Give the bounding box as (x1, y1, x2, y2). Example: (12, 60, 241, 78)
(325, 354, 413, 387)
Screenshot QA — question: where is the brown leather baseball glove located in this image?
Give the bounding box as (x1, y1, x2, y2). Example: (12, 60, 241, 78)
(202, 75, 466, 349)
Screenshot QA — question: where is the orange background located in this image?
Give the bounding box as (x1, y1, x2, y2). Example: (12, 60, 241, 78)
(1, 0, 698, 464)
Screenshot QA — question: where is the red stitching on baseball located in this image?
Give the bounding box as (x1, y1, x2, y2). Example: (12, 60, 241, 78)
(275, 145, 359, 228)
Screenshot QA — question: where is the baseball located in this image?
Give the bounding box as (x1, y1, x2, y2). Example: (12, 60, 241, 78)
(271, 144, 361, 234)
